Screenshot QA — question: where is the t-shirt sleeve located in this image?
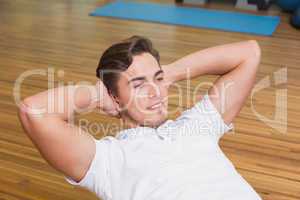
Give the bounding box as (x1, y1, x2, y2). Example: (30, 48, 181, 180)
(177, 91, 234, 142)
(64, 137, 112, 200)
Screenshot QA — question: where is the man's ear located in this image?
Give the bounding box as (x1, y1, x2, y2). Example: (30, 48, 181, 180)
(110, 93, 122, 112)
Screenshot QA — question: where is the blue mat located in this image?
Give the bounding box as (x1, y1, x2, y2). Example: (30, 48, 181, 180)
(90, 1, 280, 36)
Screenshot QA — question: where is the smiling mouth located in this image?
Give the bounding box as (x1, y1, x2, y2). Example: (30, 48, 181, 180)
(147, 101, 165, 110)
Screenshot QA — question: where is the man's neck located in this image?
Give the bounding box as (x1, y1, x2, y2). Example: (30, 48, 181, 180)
(120, 113, 140, 130)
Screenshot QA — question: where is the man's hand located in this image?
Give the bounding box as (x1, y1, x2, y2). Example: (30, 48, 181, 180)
(95, 80, 120, 118)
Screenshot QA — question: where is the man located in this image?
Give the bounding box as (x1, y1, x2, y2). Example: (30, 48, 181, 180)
(19, 36, 261, 200)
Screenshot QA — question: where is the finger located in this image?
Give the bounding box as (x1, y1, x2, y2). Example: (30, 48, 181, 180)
(104, 108, 119, 116)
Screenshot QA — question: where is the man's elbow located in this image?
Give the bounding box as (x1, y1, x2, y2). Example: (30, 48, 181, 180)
(248, 40, 261, 60)
(18, 97, 38, 123)
(18, 98, 34, 134)
(18, 98, 31, 121)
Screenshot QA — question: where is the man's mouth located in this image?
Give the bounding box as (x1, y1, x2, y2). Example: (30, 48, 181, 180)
(147, 102, 163, 110)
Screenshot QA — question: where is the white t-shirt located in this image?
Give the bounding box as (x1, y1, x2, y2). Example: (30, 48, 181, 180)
(65, 93, 262, 200)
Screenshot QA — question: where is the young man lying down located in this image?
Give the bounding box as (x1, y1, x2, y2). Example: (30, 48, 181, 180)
(19, 36, 262, 200)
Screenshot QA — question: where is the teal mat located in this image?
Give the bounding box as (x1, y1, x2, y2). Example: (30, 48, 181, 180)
(90, 1, 280, 36)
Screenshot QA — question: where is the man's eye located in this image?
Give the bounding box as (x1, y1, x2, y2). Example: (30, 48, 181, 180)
(134, 83, 142, 88)
(157, 77, 164, 81)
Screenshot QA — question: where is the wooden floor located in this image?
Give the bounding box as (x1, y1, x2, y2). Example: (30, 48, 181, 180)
(0, 0, 299, 199)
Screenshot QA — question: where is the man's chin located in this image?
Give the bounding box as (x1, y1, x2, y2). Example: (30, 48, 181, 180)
(142, 115, 168, 128)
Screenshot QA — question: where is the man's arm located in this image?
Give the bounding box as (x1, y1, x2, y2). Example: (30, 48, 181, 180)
(163, 40, 261, 125)
(18, 81, 118, 182)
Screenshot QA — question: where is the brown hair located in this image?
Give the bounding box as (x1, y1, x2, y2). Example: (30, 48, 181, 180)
(96, 35, 160, 96)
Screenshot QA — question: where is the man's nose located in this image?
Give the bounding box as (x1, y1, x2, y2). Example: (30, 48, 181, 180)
(148, 82, 160, 98)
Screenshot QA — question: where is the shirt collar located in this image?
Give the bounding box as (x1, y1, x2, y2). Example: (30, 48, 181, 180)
(115, 119, 174, 140)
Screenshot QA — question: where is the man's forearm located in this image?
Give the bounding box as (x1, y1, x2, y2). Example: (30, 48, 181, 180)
(164, 40, 260, 83)
(22, 85, 98, 121)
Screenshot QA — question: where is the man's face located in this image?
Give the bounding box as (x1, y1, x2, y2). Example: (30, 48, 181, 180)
(115, 53, 169, 127)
